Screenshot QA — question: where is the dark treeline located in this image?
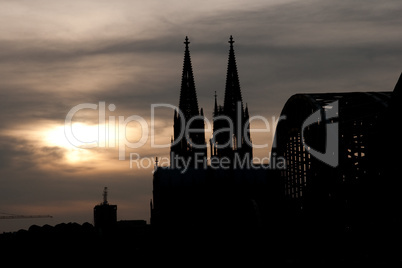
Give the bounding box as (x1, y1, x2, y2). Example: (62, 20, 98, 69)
(0, 221, 151, 265)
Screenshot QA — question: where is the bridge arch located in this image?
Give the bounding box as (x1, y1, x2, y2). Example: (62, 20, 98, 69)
(272, 92, 392, 215)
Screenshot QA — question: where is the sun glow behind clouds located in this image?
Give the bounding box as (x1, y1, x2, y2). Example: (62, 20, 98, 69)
(45, 123, 99, 163)
(43, 120, 152, 165)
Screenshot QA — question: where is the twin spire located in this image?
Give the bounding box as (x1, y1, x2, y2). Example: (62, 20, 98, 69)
(172, 35, 252, 167)
(179, 35, 243, 119)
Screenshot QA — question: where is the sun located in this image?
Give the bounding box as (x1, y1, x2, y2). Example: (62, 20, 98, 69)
(44, 123, 99, 163)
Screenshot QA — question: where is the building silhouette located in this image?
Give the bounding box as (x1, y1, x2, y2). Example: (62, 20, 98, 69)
(93, 187, 117, 230)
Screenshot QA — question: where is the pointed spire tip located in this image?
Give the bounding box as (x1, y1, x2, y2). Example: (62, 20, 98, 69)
(184, 36, 190, 48)
(229, 35, 234, 46)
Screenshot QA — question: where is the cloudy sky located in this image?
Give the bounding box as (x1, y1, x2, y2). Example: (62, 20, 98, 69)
(0, 0, 401, 232)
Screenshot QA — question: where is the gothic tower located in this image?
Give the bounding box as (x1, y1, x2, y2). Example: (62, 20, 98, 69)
(211, 35, 253, 164)
(170, 37, 207, 168)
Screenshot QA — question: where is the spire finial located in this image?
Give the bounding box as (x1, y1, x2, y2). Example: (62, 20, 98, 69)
(184, 36, 190, 49)
(229, 35, 234, 47)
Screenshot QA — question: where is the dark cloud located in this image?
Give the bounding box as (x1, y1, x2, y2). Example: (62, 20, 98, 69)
(0, 135, 67, 170)
(2, 0, 400, 122)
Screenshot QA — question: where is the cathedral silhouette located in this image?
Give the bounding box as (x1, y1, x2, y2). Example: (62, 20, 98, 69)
(151, 36, 270, 243)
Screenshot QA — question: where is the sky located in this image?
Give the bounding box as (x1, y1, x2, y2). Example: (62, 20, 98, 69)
(0, 0, 401, 232)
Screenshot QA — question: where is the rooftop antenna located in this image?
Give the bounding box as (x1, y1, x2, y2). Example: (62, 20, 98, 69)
(103, 187, 108, 205)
